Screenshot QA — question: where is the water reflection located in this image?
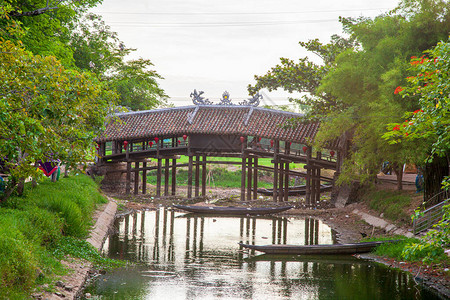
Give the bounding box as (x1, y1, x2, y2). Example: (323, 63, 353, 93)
(85, 209, 440, 300)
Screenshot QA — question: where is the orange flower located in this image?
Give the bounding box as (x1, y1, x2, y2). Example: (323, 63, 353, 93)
(394, 86, 404, 94)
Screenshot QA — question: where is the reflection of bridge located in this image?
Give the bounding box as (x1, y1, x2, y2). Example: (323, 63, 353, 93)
(103, 209, 422, 300)
(95, 105, 346, 205)
(107, 208, 337, 263)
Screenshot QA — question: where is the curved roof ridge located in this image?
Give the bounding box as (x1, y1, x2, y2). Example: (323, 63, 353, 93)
(115, 105, 304, 118)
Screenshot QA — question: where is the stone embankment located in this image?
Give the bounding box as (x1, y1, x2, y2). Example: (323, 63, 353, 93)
(39, 197, 118, 300)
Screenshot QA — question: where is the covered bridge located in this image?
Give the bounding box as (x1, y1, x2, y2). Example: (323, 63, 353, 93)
(95, 104, 343, 206)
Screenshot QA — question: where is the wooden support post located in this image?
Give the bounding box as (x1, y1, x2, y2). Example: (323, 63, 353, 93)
(247, 157, 252, 201)
(156, 158, 162, 197)
(195, 155, 200, 197)
(125, 146, 131, 194)
(142, 161, 147, 194)
(305, 146, 312, 206)
(241, 155, 246, 202)
(284, 161, 289, 202)
(253, 157, 258, 200)
(273, 141, 279, 202)
(284, 143, 290, 202)
(171, 158, 176, 196)
(315, 152, 322, 204)
(188, 155, 193, 199)
(278, 159, 284, 202)
(134, 161, 139, 195)
(201, 155, 207, 196)
(164, 158, 170, 196)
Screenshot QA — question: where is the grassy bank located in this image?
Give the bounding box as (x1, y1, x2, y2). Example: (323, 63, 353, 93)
(0, 174, 114, 298)
(362, 188, 419, 225)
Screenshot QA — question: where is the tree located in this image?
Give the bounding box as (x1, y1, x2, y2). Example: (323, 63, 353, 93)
(69, 13, 167, 110)
(248, 35, 356, 119)
(0, 6, 115, 199)
(314, 0, 450, 188)
(384, 38, 450, 193)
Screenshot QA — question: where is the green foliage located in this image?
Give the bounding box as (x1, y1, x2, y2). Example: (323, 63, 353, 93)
(362, 189, 413, 223)
(0, 7, 115, 199)
(371, 238, 417, 260)
(69, 13, 167, 111)
(405, 204, 450, 263)
(316, 0, 450, 186)
(383, 37, 450, 167)
(249, 35, 356, 119)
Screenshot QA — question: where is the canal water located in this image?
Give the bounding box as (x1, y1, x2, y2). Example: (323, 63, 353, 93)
(83, 208, 441, 299)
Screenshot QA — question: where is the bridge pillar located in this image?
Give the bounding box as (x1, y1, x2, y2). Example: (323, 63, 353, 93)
(98, 162, 128, 193)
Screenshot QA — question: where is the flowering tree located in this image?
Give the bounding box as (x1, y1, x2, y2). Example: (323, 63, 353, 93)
(384, 39, 450, 191)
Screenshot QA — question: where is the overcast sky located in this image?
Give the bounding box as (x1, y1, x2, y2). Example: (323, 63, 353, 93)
(91, 0, 400, 107)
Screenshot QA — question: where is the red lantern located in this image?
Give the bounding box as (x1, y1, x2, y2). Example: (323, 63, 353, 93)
(240, 136, 245, 143)
(258, 137, 262, 142)
(270, 140, 274, 147)
(183, 134, 187, 141)
(123, 140, 128, 150)
(177, 140, 181, 144)
(149, 141, 153, 147)
(302, 146, 308, 153)
(154, 137, 159, 143)
(330, 150, 335, 157)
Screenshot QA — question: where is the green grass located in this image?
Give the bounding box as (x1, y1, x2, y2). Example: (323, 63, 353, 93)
(175, 155, 300, 169)
(146, 167, 297, 189)
(0, 174, 113, 298)
(363, 237, 449, 264)
(362, 189, 414, 223)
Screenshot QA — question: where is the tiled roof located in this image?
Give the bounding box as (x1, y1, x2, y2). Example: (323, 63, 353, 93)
(96, 106, 322, 145)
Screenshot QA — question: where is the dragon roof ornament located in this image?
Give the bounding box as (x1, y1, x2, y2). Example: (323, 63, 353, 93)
(190, 90, 262, 107)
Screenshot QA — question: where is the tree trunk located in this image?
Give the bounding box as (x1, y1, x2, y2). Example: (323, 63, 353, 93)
(423, 155, 449, 203)
(393, 163, 403, 190)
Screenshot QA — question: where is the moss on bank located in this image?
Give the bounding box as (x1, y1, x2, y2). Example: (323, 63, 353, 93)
(0, 174, 115, 298)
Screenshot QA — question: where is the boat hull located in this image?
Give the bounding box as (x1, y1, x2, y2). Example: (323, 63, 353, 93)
(173, 205, 293, 216)
(239, 240, 397, 255)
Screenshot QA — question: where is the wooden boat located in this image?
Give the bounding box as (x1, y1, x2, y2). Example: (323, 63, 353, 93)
(257, 184, 333, 196)
(239, 240, 398, 255)
(173, 204, 293, 216)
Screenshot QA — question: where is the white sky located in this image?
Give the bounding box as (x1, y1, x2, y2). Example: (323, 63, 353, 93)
(91, 0, 400, 107)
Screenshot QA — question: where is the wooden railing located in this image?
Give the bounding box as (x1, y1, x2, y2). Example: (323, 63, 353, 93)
(413, 194, 450, 235)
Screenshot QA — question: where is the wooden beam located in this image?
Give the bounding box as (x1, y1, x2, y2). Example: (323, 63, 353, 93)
(202, 155, 207, 196)
(164, 158, 169, 196)
(241, 155, 246, 202)
(156, 158, 162, 197)
(273, 140, 279, 202)
(142, 161, 147, 194)
(253, 157, 258, 200)
(187, 155, 193, 199)
(171, 158, 176, 196)
(126, 161, 131, 194)
(247, 157, 252, 201)
(315, 152, 322, 204)
(125, 145, 131, 194)
(278, 157, 284, 202)
(195, 155, 200, 197)
(134, 161, 139, 195)
(305, 146, 311, 206)
(284, 143, 290, 202)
